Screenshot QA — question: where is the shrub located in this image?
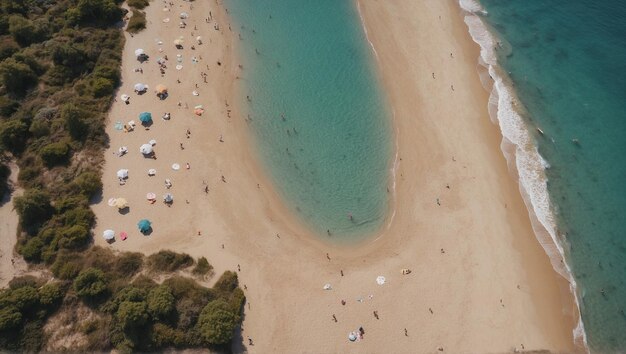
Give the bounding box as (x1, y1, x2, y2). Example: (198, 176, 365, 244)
(61, 103, 88, 141)
(0, 119, 29, 153)
(192, 257, 213, 277)
(127, 0, 149, 9)
(13, 189, 53, 232)
(57, 224, 90, 249)
(39, 141, 70, 167)
(6, 286, 39, 311)
(116, 301, 148, 329)
(147, 285, 175, 320)
(0, 163, 10, 197)
(91, 77, 114, 98)
(0, 95, 20, 117)
(213, 271, 238, 294)
(0, 58, 38, 95)
(8, 276, 43, 290)
(28, 119, 50, 138)
(147, 250, 193, 272)
(73, 171, 102, 198)
(196, 300, 239, 345)
(115, 252, 143, 277)
(20, 236, 45, 262)
(126, 9, 146, 33)
(73, 267, 108, 298)
(38, 283, 64, 307)
(0, 306, 22, 331)
(0, 36, 19, 61)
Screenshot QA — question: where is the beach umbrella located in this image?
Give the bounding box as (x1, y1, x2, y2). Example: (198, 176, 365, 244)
(148, 168, 156, 176)
(171, 163, 180, 171)
(155, 84, 167, 94)
(114, 198, 128, 209)
(134, 48, 145, 57)
(174, 38, 184, 46)
(134, 83, 147, 92)
(175, 64, 183, 70)
(146, 192, 156, 200)
(348, 333, 357, 342)
(137, 219, 152, 233)
(117, 169, 129, 179)
(140, 143, 153, 155)
(120, 231, 128, 241)
(376, 276, 386, 285)
(139, 112, 152, 123)
(103, 229, 115, 240)
(180, 12, 189, 19)
(107, 197, 117, 207)
(120, 94, 130, 102)
(163, 193, 173, 203)
(196, 36, 202, 42)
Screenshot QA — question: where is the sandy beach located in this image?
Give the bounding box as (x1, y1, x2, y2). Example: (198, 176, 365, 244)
(83, 0, 583, 352)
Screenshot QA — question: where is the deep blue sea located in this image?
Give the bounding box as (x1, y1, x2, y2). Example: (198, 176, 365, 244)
(223, 0, 391, 240)
(477, 1, 626, 352)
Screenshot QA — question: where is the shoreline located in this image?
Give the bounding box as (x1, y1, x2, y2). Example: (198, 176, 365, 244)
(459, 0, 587, 348)
(89, 0, 583, 352)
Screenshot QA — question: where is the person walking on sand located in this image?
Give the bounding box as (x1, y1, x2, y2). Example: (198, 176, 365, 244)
(332, 314, 337, 322)
(373, 310, 379, 319)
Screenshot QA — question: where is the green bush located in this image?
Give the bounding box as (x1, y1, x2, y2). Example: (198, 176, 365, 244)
(73, 171, 102, 198)
(61, 103, 89, 141)
(28, 119, 50, 138)
(192, 257, 213, 277)
(38, 283, 64, 307)
(57, 224, 90, 249)
(213, 271, 239, 294)
(0, 306, 22, 331)
(73, 268, 108, 298)
(126, 9, 146, 33)
(114, 252, 144, 278)
(0, 36, 19, 61)
(127, 0, 149, 9)
(91, 77, 114, 98)
(20, 236, 45, 262)
(13, 189, 53, 232)
(6, 286, 39, 311)
(0, 119, 29, 153)
(116, 301, 148, 329)
(147, 250, 194, 273)
(0, 163, 10, 197)
(147, 285, 175, 320)
(196, 300, 239, 345)
(0, 96, 20, 117)
(0, 58, 38, 96)
(39, 141, 70, 167)
(8, 276, 43, 290)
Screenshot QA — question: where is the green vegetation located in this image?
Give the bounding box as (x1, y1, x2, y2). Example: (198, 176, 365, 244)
(127, 9, 146, 34)
(0, 0, 244, 351)
(147, 250, 194, 272)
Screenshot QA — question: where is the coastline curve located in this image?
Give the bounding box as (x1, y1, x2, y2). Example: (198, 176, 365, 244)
(459, 0, 588, 351)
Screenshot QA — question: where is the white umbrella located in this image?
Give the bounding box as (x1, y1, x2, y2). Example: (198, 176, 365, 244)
(134, 83, 147, 92)
(117, 169, 129, 179)
(103, 229, 115, 240)
(175, 65, 183, 70)
(107, 197, 117, 207)
(148, 168, 156, 176)
(163, 193, 173, 203)
(134, 48, 145, 57)
(140, 144, 153, 155)
(171, 163, 180, 170)
(180, 12, 189, 19)
(376, 276, 386, 285)
(146, 192, 156, 200)
(120, 94, 130, 102)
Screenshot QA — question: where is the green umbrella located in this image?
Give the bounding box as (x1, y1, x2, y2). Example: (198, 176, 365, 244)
(139, 112, 152, 123)
(137, 219, 152, 233)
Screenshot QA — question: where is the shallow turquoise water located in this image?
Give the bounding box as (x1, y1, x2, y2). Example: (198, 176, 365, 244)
(224, 0, 392, 239)
(479, 1, 626, 351)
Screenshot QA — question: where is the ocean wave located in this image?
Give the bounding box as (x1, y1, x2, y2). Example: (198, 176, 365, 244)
(459, 2, 589, 351)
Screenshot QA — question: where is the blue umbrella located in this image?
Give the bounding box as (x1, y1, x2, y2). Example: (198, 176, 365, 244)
(139, 112, 152, 123)
(137, 219, 152, 233)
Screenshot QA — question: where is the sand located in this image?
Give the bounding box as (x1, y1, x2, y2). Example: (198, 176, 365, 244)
(85, 0, 583, 352)
(0, 164, 27, 288)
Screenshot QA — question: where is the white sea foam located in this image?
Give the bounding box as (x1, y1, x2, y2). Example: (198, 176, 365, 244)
(460, 2, 589, 351)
